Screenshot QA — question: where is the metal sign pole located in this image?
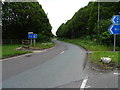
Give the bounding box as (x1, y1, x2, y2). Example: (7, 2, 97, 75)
(108, 15, 120, 52)
(33, 39, 36, 47)
(113, 34, 116, 52)
(31, 38, 32, 46)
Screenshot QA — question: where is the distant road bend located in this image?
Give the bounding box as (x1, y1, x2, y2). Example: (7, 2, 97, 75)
(2, 40, 87, 88)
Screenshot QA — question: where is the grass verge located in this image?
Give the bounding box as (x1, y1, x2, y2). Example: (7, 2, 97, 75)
(1, 41, 55, 59)
(2, 44, 32, 59)
(60, 38, 120, 69)
(90, 51, 119, 69)
(60, 39, 113, 51)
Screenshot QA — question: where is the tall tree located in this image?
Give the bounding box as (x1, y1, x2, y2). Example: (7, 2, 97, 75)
(2, 2, 53, 42)
(56, 2, 120, 45)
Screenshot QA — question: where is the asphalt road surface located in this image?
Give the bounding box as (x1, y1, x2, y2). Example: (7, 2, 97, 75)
(2, 40, 87, 88)
(2, 40, 119, 89)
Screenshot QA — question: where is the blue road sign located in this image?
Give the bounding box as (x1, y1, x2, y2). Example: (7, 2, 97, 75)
(28, 34, 37, 39)
(28, 34, 33, 38)
(111, 15, 120, 24)
(108, 25, 120, 34)
(33, 34, 37, 38)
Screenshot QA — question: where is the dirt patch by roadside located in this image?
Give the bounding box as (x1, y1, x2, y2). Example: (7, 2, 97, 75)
(16, 46, 43, 51)
(89, 59, 119, 72)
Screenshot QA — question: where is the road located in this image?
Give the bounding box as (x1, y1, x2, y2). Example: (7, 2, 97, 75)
(2, 40, 119, 89)
(2, 40, 87, 88)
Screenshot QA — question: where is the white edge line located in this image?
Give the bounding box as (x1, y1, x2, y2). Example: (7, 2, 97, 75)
(80, 77, 88, 89)
(0, 44, 56, 62)
(114, 73, 120, 75)
(0, 53, 33, 62)
(60, 51, 64, 54)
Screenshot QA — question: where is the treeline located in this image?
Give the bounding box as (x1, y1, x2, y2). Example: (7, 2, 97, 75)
(2, 1, 53, 43)
(56, 2, 120, 45)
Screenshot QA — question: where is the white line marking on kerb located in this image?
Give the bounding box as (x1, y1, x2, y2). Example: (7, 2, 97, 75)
(114, 73, 120, 75)
(60, 51, 64, 54)
(80, 77, 88, 89)
(0, 53, 33, 62)
(85, 86, 91, 88)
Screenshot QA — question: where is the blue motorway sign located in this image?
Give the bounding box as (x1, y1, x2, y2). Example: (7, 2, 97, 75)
(108, 25, 120, 34)
(111, 15, 120, 24)
(28, 34, 37, 39)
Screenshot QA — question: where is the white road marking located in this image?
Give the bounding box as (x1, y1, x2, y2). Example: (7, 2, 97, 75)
(85, 86, 91, 88)
(32, 50, 42, 53)
(60, 51, 64, 54)
(0, 53, 33, 62)
(114, 73, 120, 75)
(0, 45, 55, 62)
(80, 77, 88, 89)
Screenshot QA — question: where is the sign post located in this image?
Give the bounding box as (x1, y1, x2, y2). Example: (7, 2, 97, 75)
(113, 34, 116, 52)
(33, 34, 37, 46)
(108, 15, 120, 51)
(28, 32, 37, 46)
(28, 32, 33, 46)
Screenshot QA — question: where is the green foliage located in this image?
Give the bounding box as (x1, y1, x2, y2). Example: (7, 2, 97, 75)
(35, 42, 55, 49)
(2, 42, 55, 59)
(37, 34, 50, 42)
(56, 2, 120, 46)
(2, 44, 32, 59)
(60, 38, 113, 51)
(93, 19, 113, 45)
(90, 51, 119, 68)
(2, 2, 53, 42)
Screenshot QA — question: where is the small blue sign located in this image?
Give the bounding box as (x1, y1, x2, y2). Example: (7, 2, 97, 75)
(108, 25, 120, 34)
(111, 15, 120, 24)
(28, 34, 37, 39)
(33, 34, 37, 38)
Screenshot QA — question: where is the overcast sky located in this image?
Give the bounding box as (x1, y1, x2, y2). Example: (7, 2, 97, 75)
(2, 0, 93, 35)
(38, 0, 92, 35)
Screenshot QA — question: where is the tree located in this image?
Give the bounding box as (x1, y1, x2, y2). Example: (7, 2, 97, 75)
(2, 2, 53, 42)
(56, 1, 120, 46)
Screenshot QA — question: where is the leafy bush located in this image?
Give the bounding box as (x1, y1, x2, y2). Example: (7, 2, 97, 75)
(93, 19, 113, 45)
(37, 34, 51, 43)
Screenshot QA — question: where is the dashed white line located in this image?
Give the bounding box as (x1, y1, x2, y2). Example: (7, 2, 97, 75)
(60, 51, 64, 54)
(80, 77, 88, 89)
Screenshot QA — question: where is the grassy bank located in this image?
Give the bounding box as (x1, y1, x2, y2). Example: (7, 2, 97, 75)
(60, 38, 119, 69)
(90, 51, 119, 69)
(2, 44, 32, 59)
(60, 39, 113, 51)
(2, 42, 55, 59)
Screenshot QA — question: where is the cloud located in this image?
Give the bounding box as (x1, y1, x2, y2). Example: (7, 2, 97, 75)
(38, 0, 91, 35)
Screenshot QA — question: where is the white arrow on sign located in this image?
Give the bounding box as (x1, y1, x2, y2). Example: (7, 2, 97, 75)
(108, 25, 114, 34)
(111, 15, 120, 24)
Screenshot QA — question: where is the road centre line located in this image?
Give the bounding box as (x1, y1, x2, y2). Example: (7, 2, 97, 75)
(80, 77, 88, 89)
